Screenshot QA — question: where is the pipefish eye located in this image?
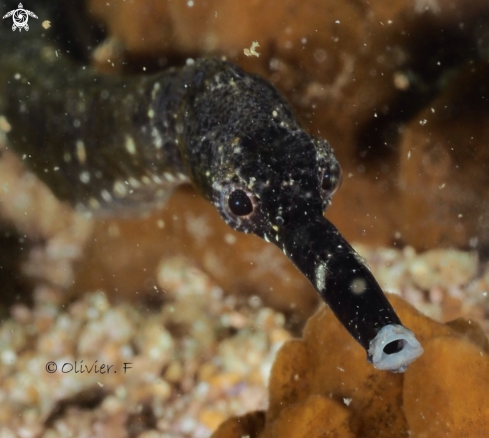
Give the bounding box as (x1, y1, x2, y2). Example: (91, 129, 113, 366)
(218, 184, 260, 232)
(228, 189, 254, 216)
(320, 161, 343, 198)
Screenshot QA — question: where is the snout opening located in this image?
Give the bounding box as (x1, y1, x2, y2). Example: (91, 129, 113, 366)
(368, 324, 424, 373)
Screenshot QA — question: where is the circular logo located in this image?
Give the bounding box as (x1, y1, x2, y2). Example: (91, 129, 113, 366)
(2, 4, 38, 32)
(13, 9, 28, 27)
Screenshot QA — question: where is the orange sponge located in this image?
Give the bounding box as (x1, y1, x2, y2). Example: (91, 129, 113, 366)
(212, 294, 489, 437)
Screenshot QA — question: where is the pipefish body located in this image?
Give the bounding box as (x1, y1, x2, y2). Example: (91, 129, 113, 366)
(0, 21, 423, 372)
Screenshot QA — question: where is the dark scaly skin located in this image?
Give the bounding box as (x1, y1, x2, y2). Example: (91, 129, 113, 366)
(0, 30, 190, 214)
(0, 24, 422, 371)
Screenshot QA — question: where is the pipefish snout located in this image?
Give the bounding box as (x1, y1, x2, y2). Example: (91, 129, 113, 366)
(0, 22, 423, 372)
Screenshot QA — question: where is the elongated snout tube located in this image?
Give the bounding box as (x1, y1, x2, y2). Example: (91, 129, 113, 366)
(280, 215, 423, 372)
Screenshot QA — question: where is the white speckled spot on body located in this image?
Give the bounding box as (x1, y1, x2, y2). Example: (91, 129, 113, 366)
(113, 180, 127, 197)
(101, 190, 112, 202)
(125, 135, 137, 155)
(151, 82, 161, 99)
(164, 172, 175, 182)
(128, 177, 141, 188)
(177, 173, 188, 181)
(151, 127, 163, 149)
(76, 140, 86, 163)
(315, 262, 328, 291)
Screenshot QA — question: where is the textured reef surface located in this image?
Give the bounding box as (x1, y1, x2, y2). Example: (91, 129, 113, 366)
(213, 294, 489, 438)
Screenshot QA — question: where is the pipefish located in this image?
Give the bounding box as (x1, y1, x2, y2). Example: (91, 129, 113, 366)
(0, 19, 422, 372)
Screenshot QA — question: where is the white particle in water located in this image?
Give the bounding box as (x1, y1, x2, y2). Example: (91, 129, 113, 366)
(79, 171, 90, 184)
(224, 233, 237, 244)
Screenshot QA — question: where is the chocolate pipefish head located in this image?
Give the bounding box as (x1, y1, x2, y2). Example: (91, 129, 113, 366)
(211, 125, 423, 372)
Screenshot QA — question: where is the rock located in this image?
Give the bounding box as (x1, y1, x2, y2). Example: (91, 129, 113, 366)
(408, 249, 478, 290)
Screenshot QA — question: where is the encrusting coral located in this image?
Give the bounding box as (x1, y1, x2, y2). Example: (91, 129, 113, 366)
(212, 294, 489, 437)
